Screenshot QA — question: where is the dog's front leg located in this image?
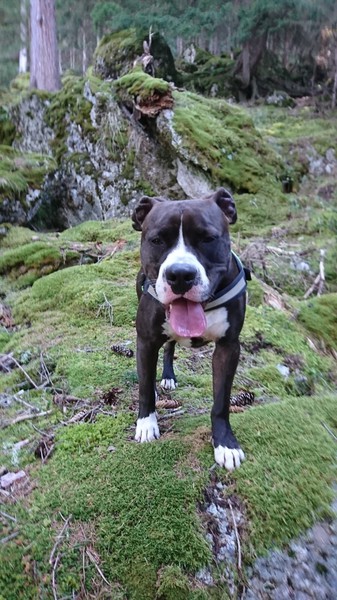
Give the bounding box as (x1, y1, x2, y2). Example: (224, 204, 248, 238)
(135, 336, 161, 443)
(211, 340, 245, 470)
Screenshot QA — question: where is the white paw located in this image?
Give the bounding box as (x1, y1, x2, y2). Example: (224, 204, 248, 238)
(135, 413, 160, 443)
(214, 446, 245, 471)
(160, 378, 178, 390)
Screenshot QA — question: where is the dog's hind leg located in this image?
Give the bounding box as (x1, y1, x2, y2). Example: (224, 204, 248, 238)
(161, 341, 178, 390)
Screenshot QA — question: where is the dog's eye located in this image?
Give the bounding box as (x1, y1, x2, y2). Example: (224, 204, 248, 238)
(202, 235, 217, 243)
(150, 236, 163, 246)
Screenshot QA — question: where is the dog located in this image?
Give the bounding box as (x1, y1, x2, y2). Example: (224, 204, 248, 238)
(132, 188, 248, 470)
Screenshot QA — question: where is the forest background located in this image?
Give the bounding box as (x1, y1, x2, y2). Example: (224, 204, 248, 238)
(1, 0, 337, 106)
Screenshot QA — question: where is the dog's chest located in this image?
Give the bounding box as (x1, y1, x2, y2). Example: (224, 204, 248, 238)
(162, 306, 230, 347)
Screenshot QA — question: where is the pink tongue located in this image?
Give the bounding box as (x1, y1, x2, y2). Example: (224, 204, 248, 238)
(169, 298, 207, 337)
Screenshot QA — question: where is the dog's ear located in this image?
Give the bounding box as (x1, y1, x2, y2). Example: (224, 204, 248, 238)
(132, 196, 166, 231)
(208, 188, 237, 224)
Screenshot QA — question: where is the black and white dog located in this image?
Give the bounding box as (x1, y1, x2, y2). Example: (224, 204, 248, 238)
(132, 188, 248, 470)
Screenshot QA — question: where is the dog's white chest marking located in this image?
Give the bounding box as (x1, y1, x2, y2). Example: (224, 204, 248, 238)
(162, 306, 229, 345)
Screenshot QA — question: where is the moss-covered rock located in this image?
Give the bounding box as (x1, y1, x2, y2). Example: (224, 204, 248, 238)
(94, 28, 179, 84)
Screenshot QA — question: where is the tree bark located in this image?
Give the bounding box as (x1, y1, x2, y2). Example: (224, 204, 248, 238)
(30, 0, 61, 91)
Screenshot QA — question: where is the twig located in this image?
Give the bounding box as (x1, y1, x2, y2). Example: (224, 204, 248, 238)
(96, 294, 114, 325)
(228, 498, 242, 571)
(157, 409, 185, 420)
(13, 394, 39, 412)
(49, 515, 72, 566)
(40, 351, 55, 390)
(86, 547, 111, 587)
(321, 421, 337, 442)
(9, 356, 39, 389)
(51, 552, 61, 600)
(49, 515, 72, 600)
(0, 510, 17, 522)
(0, 531, 19, 544)
(1, 410, 53, 429)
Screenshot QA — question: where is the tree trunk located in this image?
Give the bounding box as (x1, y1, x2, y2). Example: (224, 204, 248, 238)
(82, 27, 87, 74)
(30, 0, 60, 91)
(19, 0, 28, 73)
(233, 33, 267, 90)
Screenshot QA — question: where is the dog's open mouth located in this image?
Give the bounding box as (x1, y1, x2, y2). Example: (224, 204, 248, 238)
(166, 298, 207, 337)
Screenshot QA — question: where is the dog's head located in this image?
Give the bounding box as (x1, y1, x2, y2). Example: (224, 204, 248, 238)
(132, 188, 237, 308)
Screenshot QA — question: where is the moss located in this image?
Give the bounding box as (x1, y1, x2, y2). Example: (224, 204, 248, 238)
(0, 426, 211, 600)
(0, 329, 11, 351)
(172, 91, 282, 196)
(0, 145, 56, 202)
(94, 28, 146, 80)
(246, 276, 265, 307)
(0, 240, 82, 287)
(115, 67, 170, 100)
(156, 566, 190, 600)
(58, 218, 135, 244)
(1, 206, 337, 599)
(0, 106, 16, 145)
(232, 393, 337, 555)
(297, 294, 337, 350)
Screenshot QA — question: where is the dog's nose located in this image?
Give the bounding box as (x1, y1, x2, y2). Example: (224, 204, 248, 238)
(165, 263, 198, 293)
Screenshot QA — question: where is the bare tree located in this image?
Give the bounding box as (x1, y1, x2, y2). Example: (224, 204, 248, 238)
(30, 0, 61, 91)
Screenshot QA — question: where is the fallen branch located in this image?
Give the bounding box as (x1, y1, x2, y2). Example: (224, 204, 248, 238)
(1, 410, 53, 429)
(228, 498, 242, 571)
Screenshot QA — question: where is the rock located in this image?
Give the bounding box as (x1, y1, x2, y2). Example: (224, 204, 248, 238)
(265, 91, 296, 107)
(195, 567, 214, 586)
(276, 364, 290, 378)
